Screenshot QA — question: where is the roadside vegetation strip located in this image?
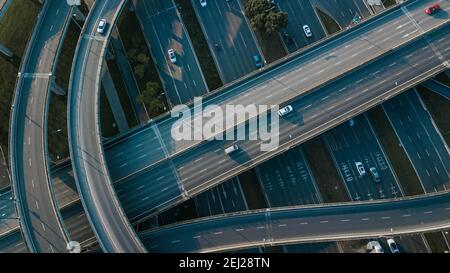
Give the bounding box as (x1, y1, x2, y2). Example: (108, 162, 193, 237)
(367, 106, 424, 196)
(174, 0, 222, 91)
(302, 137, 350, 203)
(240, 0, 286, 63)
(417, 77, 450, 147)
(424, 232, 449, 253)
(0, 0, 40, 155)
(117, 7, 168, 118)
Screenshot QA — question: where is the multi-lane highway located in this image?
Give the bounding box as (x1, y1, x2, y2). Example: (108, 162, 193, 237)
(109, 0, 450, 221)
(323, 114, 402, 201)
(141, 190, 450, 253)
(133, 0, 208, 106)
(383, 89, 450, 192)
(191, 0, 262, 82)
(9, 0, 72, 253)
(68, 0, 146, 253)
(106, 0, 450, 183)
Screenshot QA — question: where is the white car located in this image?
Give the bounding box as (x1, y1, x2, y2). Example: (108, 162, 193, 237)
(278, 105, 293, 117)
(200, 0, 207, 7)
(97, 19, 107, 34)
(367, 241, 384, 253)
(168, 49, 177, 63)
(387, 238, 400, 253)
(355, 162, 366, 176)
(303, 25, 312, 37)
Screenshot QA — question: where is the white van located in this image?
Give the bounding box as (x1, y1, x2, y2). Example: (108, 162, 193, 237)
(225, 144, 239, 155)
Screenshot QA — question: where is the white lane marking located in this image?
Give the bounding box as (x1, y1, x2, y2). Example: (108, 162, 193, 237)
(320, 221, 329, 224)
(120, 163, 127, 168)
(35, 201, 39, 210)
(142, 196, 149, 201)
(278, 224, 287, 227)
(361, 218, 370, 221)
(402, 214, 411, 217)
(299, 222, 308, 225)
(424, 211, 433, 215)
(381, 216, 391, 220)
(256, 226, 265, 229)
(171, 240, 181, 244)
(41, 223, 46, 231)
(340, 219, 351, 222)
(193, 235, 201, 239)
(214, 232, 223, 235)
(235, 228, 244, 232)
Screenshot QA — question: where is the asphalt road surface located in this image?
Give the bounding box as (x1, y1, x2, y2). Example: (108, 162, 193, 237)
(255, 146, 321, 207)
(383, 89, 450, 192)
(323, 114, 402, 201)
(68, 0, 146, 253)
(276, 0, 326, 53)
(195, 177, 248, 218)
(114, 19, 450, 221)
(191, 0, 262, 83)
(133, 0, 208, 106)
(10, 0, 71, 253)
(141, 191, 450, 253)
(103, 0, 450, 203)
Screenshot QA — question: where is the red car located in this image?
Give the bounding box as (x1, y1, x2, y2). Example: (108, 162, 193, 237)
(425, 4, 440, 15)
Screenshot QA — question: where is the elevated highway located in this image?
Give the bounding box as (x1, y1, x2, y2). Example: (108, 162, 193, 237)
(9, 0, 73, 253)
(68, 0, 146, 253)
(104, 0, 450, 222)
(141, 188, 450, 253)
(421, 78, 450, 99)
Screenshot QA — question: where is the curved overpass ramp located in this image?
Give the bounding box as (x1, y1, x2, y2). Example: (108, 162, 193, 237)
(9, 0, 73, 253)
(141, 189, 450, 253)
(68, 0, 145, 253)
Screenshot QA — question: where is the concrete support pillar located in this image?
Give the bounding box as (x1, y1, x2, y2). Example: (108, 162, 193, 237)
(51, 80, 66, 96)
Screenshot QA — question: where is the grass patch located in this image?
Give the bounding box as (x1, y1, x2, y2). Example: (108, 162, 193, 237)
(238, 169, 267, 209)
(100, 85, 119, 138)
(174, 0, 222, 91)
(0, 0, 40, 155)
(117, 7, 168, 117)
(55, 22, 80, 90)
(302, 137, 350, 203)
(316, 8, 341, 35)
(241, 0, 286, 63)
(338, 239, 370, 253)
(367, 106, 424, 196)
(424, 232, 449, 253)
(106, 59, 138, 128)
(157, 199, 198, 226)
(382, 0, 397, 8)
(417, 82, 450, 147)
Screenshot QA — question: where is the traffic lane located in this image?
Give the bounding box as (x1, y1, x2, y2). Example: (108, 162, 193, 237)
(127, 31, 449, 218)
(256, 146, 321, 207)
(276, 0, 326, 52)
(135, 0, 207, 106)
(105, 123, 166, 181)
(108, 0, 446, 169)
(52, 167, 79, 208)
(61, 204, 96, 247)
(141, 192, 450, 253)
(106, 0, 448, 167)
(407, 90, 450, 177)
(311, 0, 371, 27)
(71, 0, 146, 253)
(0, 190, 17, 235)
(323, 114, 401, 201)
(192, 0, 261, 82)
(383, 90, 450, 192)
(195, 177, 247, 218)
(116, 161, 183, 221)
(17, 0, 72, 253)
(0, 231, 28, 253)
(391, 235, 430, 253)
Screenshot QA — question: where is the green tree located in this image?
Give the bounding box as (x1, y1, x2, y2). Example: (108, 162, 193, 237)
(264, 11, 288, 35)
(134, 64, 145, 79)
(137, 81, 162, 105)
(245, 0, 288, 36)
